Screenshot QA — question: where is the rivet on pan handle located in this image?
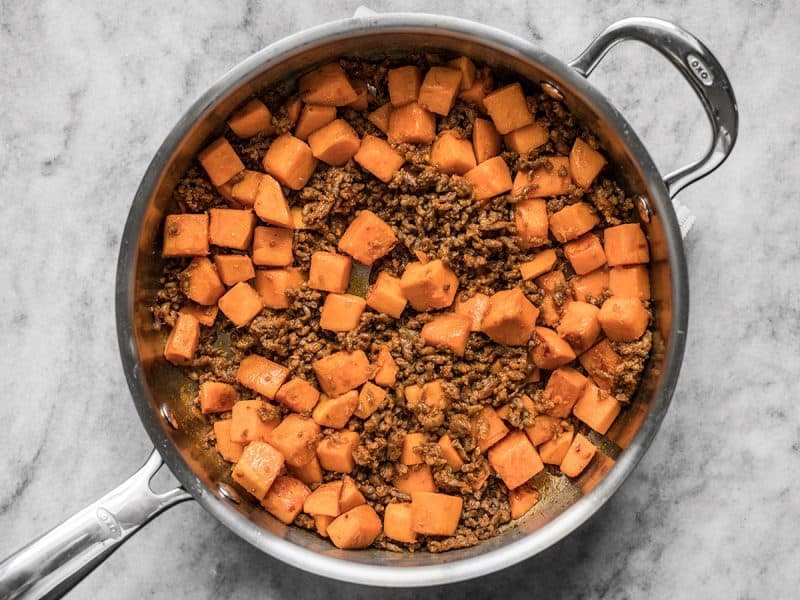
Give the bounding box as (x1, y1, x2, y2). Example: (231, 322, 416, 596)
(0, 450, 191, 600)
(568, 17, 739, 198)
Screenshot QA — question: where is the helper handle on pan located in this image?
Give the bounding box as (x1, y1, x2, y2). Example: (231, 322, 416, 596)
(0, 450, 192, 600)
(569, 17, 738, 198)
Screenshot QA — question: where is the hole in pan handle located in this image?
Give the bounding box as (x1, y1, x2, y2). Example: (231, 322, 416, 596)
(0, 450, 191, 600)
(568, 17, 739, 199)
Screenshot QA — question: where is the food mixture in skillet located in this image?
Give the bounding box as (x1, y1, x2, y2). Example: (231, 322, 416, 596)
(153, 55, 653, 552)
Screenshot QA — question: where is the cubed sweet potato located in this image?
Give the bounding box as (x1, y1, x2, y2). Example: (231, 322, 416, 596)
(514, 199, 549, 249)
(438, 434, 464, 470)
(458, 79, 488, 110)
(316, 429, 360, 473)
(308, 118, 361, 166)
(388, 101, 437, 145)
(253, 174, 292, 228)
(289, 456, 324, 485)
(308, 251, 352, 294)
(303, 480, 343, 517)
(383, 503, 417, 543)
(410, 491, 462, 536)
(339, 475, 366, 512)
(262, 134, 317, 190)
(260, 475, 310, 524)
(598, 296, 650, 341)
(372, 346, 399, 387)
(579, 339, 622, 392)
(198, 137, 245, 186)
(564, 233, 607, 275)
(367, 102, 392, 133)
(252, 226, 293, 267)
(418, 66, 462, 115)
(294, 104, 337, 141)
(230, 170, 263, 207)
(283, 96, 303, 127)
(519, 249, 558, 281)
(230, 399, 281, 444)
(199, 381, 238, 414)
(504, 123, 549, 153)
(538, 423, 574, 465)
(315, 515, 333, 537)
(395, 464, 436, 494)
(346, 79, 369, 111)
(208, 208, 256, 251)
(354, 382, 387, 419)
(213, 419, 243, 462)
(549, 202, 600, 243)
(312, 350, 372, 397)
(337, 210, 397, 266)
(609, 265, 650, 300)
(472, 118, 501, 163)
(530, 327, 576, 369)
(268, 414, 321, 467)
(480, 288, 539, 346)
(572, 268, 609, 303)
(400, 259, 459, 311)
(320, 293, 366, 332)
(312, 391, 359, 429)
(471, 406, 509, 452)
(464, 155, 513, 201)
(406, 380, 450, 430)
(387, 65, 422, 106)
(180, 303, 218, 327)
(236, 355, 290, 400)
(214, 254, 255, 286)
(217, 281, 263, 327)
(164, 312, 200, 365)
(228, 98, 276, 138)
(401, 432, 428, 466)
(536, 270, 567, 327)
(603, 223, 650, 266)
(557, 301, 601, 354)
(298, 63, 359, 106)
(163, 214, 209, 257)
(232, 441, 284, 500)
(447, 56, 477, 90)
(509, 486, 540, 519)
(483, 83, 533, 134)
(570, 138, 607, 189)
(453, 292, 490, 332)
(254, 267, 305, 309)
(560, 433, 597, 477)
(354, 135, 405, 182)
(524, 415, 562, 446)
(488, 431, 544, 490)
(573, 383, 621, 435)
(420, 313, 473, 356)
(290, 206, 309, 230)
(365, 271, 407, 318)
(431, 130, 476, 175)
(543, 367, 587, 418)
(496, 395, 536, 422)
(513, 156, 572, 200)
(275, 378, 320, 414)
(327, 504, 383, 550)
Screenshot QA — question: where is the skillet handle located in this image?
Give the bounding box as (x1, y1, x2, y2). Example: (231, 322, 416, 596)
(568, 17, 738, 198)
(0, 450, 192, 600)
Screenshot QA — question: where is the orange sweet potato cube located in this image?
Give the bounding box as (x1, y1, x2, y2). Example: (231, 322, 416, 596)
(483, 82, 533, 134)
(384, 502, 417, 543)
(338, 210, 397, 266)
(488, 431, 544, 490)
(418, 66, 462, 116)
(214, 254, 255, 286)
(471, 406, 509, 452)
(480, 288, 539, 346)
(298, 63, 358, 106)
(213, 419, 243, 462)
(472, 118, 501, 163)
(290, 206, 309, 230)
(228, 98, 276, 138)
(230, 399, 281, 444)
(543, 367, 587, 418)
(431, 130, 476, 175)
(308, 119, 361, 166)
(387, 65, 422, 106)
(598, 296, 650, 341)
(366, 271, 407, 318)
(509, 486, 540, 519)
(560, 433, 597, 477)
(309, 251, 352, 294)
(253, 174, 292, 228)
(236, 355, 290, 400)
(262, 134, 318, 190)
(164, 312, 200, 365)
(354, 135, 405, 183)
(570, 138, 607, 189)
(395, 464, 436, 494)
(564, 233, 607, 275)
(572, 268, 609, 303)
(254, 267, 306, 309)
(410, 491, 462, 536)
(303, 480, 343, 517)
(275, 378, 320, 413)
(199, 381, 238, 414)
(372, 346, 399, 387)
(327, 504, 383, 550)
(346, 79, 369, 111)
(539, 424, 574, 465)
(604, 223, 650, 266)
(217, 281, 262, 327)
(260, 475, 310, 524)
(290, 456, 323, 485)
(320, 293, 366, 332)
(217, 180, 236, 203)
(454, 292, 490, 332)
(230, 170, 263, 207)
(317, 430, 361, 474)
(420, 313, 473, 356)
(536, 270, 567, 327)
(609, 265, 650, 300)
(182, 257, 225, 305)
(284, 96, 303, 127)
(163, 214, 209, 257)
(447, 56, 477, 90)
(557, 301, 601, 353)
(252, 226, 293, 267)
(232, 441, 285, 500)
(312, 350, 372, 397)
(504, 123, 549, 153)
(268, 414, 321, 467)
(180, 303, 218, 327)
(519, 249, 558, 281)
(368, 103, 392, 133)
(294, 104, 337, 141)
(496, 395, 536, 422)
(401, 432, 428, 466)
(573, 383, 621, 435)
(400, 259, 459, 311)
(198, 137, 244, 186)
(464, 155, 513, 201)
(514, 198, 549, 249)
(438, 434, 464, 470)
(530, 326, 576, 369)
(579, 339, 622, 392)
(312, 391, 359, 429)
(339, 475, 366, 510)
(513, 156, 572, 199)
(524, 415, 562, 446)
(388, 101, 437, 145)
(549, 202, 600, 243)
(208, 208, 256, 250)
(354, 382, 388, 419)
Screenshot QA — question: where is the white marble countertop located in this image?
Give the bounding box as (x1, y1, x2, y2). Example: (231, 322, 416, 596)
(2, 1, 798, 598)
